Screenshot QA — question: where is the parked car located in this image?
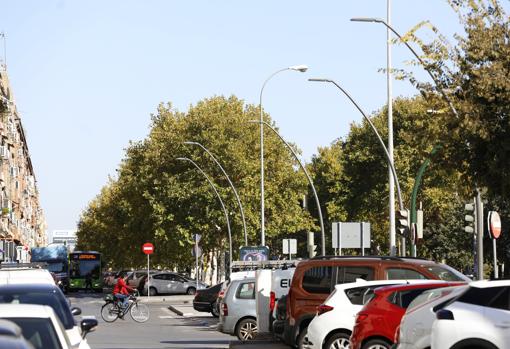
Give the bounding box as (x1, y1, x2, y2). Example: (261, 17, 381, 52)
(193, 282, 223, 317)
(0, 283, 91, 349)
(396, 284, 468, 349)
(304, 279, 435, 349)
(276, 255, 469, 348)
(0, 265, 55, 285)
(218, 277, 257, 341)
(0, 319, 35, 349)
(0, 304, 96, 349)
(126, 270, 158, 288)
(144, 272, 207, 295)
(350, 281, 465, 349)
(431, 280, 510, 349)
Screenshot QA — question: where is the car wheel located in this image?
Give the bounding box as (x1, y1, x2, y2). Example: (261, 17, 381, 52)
(362, 338, 392, 349)
(297, 327, 308, 349)
(236, 318, 257, 341)
(211, 301, 219, 318)
(149, 287, 157, 296)
(186, 287, 196, 295)
(325, 332, 350, 349)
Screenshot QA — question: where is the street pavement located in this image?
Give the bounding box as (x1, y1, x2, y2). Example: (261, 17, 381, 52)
(68, 292, 287, 349)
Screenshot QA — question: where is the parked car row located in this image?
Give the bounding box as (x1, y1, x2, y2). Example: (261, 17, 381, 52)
(0, 263, 97, 349)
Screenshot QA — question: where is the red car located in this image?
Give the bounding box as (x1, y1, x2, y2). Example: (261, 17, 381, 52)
(350, 281, 465, 349)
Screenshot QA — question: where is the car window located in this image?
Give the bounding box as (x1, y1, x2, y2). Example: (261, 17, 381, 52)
(388, 288, 429, 308)
(0, 290, 74, 329)
(302, 266, 333, 294)
(176, 277, 187, 283)
(345, 284, 394, 305)
(236, 282, 255, 299)
(421, 265, 469, 281)
(338, 266, 375, 283)
(5, 317, 62, 349)
(386, 268, 427, 280)
(153, 274, 165, 280)
(457, 286, 510, 309)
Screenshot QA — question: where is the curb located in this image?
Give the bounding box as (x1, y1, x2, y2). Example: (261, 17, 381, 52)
(167, 305, 183, 316)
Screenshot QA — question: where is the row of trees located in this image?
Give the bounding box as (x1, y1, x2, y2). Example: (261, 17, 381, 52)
(77, 0, 510, 275)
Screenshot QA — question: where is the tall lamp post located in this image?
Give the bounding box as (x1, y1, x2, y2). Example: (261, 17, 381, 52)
(176, 157, 233, 275)
(259, 65, 308, 248)
(309, 78, 404, 213)
(183, 141, 248, 247)
(248, 120, 326, 256)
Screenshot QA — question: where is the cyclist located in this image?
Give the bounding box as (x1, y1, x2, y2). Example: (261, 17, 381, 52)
(112, 272, 135, 315)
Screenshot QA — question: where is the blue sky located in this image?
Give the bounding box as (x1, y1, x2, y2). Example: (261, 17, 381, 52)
(0, 1, 493, 232)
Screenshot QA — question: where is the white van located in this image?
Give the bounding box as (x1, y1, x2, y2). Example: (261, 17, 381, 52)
(0, 264, 55, 285)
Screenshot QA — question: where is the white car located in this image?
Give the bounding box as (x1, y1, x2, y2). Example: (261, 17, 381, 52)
(396, 284, 468, 349)
(431, 280, 510, 349)
(0, 266, 55, 285)
(305, 279, 432, 349)
(0, 304, 96, 349)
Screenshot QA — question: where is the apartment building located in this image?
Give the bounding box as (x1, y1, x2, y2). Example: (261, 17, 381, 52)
(0, 66, 46, 261)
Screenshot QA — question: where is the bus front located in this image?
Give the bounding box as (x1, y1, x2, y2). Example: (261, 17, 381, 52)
(69, 252, 102, 292)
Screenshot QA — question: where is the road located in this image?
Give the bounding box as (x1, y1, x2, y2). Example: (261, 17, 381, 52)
(68, 292, 236, 349)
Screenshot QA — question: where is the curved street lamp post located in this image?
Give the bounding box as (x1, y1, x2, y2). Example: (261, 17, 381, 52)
(176, 157, 233, 276)
(183, 141, 248, 247)
(248, 120, 326, 256)
(259, 65, 308, 248)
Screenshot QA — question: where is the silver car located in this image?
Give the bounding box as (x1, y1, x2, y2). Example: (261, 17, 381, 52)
(144, 272, 207, 295)
(218, 278, 257, 341)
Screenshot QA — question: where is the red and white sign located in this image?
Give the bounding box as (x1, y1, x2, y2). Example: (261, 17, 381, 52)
(142, 242, 154, 255)
(488, 211, 502, 239)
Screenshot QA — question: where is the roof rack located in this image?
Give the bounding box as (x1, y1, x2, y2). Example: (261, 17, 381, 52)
(0, 262, 48, 269)
(310, 255, 431, 262)
(231, 260, 300, 271)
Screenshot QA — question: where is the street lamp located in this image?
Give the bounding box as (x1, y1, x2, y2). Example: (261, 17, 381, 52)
(176, 157, 232, 275)
(259, 65, 308, 248)
(183, 141, 248, 247)
(308, 78, 404, 212)
(248, 120, 326, 256)
(350, 17, 459, 118)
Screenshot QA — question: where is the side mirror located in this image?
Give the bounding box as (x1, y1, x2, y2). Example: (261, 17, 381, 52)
(71, 307, 82, 316)
(80, 318, 98, 339)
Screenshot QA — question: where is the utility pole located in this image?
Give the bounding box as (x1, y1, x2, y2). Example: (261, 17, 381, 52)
(387, 0, 396, 256)
(476, 190, 484, 280)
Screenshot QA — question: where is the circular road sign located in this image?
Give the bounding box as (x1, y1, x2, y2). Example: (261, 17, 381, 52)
(488, 211, 502, 239)
(142, 242, 154, 255)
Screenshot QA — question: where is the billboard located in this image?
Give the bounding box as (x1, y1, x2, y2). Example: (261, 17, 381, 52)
(239, 246, 269, 261)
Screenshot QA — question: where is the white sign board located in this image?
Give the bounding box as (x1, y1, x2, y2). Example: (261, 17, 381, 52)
(282, 239, 297, 254)
(332, 222, 371, 249)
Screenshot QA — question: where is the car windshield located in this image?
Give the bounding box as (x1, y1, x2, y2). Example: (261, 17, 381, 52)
(421, 265, 470, 282)
(0, 290, 74, 329)
(5, 317, 62, 349)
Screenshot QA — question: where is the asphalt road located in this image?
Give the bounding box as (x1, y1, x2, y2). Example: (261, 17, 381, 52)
(68, 292, 236, 349)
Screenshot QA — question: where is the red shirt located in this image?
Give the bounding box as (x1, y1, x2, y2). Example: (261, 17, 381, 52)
(113, 277, 132, 295)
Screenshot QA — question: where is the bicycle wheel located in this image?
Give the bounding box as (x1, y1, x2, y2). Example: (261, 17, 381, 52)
(101, 302, 119, 322)
(130, 302, 150, 323)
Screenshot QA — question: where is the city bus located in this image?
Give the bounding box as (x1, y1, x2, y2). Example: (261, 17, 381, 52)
(68, 251, 102, 292)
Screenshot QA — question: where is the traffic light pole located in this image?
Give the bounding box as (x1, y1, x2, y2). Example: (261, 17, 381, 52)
(476, 190, 484, 280)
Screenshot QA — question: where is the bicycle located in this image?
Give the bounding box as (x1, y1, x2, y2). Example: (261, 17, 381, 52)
(101, 290, 150, 323)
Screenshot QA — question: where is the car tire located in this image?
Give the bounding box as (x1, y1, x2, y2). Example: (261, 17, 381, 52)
(362, 338, 392, 349)
(149, 287, 157, 296)
(236, 318, 257, 341)
(211, 301, 219, 318)
(324, 332, 351, 349)
(297, 327, 308, 349)
(186, 287, 196, 295)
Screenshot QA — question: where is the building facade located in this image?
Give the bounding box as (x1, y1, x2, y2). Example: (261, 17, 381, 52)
(47, 230, 77, 251)
(0, 66, 46, 261)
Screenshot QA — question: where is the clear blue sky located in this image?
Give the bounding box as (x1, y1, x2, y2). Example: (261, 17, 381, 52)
(0, 1, 493, 232)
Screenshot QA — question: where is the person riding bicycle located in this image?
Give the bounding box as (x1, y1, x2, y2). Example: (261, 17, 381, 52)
(112, 272, 134, 312)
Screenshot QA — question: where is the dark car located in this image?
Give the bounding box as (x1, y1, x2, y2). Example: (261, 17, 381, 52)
(193, 282, 223, 317)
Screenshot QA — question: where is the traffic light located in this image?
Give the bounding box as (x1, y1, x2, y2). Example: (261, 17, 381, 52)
(464, 203, 475, 234)
(396, 209, 410, 237)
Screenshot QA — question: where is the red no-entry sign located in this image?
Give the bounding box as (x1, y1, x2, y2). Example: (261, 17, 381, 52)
(142, 242, 154, 255)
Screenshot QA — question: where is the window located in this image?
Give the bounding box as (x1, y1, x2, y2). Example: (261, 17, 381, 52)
(6, 317, 62, 349)
(386, 268, 427, 280)
(457, 286, 510, 309)
(302, 266, 333, 294)
(338, 266, 375, 283)
(388, 289, 429, 308)
(345, 284, 393, 305)
(236, 282, 255, 299)
(421, 265, 469, 281)
(153, 274, 165, 280)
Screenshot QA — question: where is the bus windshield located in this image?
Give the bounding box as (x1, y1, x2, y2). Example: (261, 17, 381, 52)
(70, 259, 100, 279)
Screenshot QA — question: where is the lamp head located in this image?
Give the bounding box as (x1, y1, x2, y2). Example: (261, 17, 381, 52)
(350, 17, 384, 23)
(289, 65, 308, 73)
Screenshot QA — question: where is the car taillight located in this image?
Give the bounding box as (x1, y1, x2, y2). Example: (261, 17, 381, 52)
(218, 290, 225, 298)
(222, 303, 228, 316)
(317, 304, 334, 316)
(355, 313, 368, 323)
(269, 291, 276, 312)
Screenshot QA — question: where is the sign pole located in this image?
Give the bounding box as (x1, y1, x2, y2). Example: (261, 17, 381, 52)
(493, 239, 498, 279)
(147, 253, 150, 301)
(195, 238, 199, 291)
(360, 222, 364, 256)
(288, 240, 292, 260)
(338, 223, 342, 256)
